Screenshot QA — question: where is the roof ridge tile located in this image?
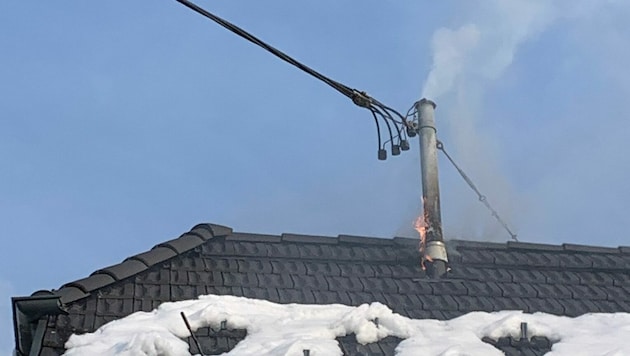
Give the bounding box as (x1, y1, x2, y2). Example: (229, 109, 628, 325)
(191, 223, 233, 238)
(281, 233, 338, 245)
(507, 241, 564, 252)
(226, 232, 282, 243)
(562, 243, 620, 254)
(338, 234, 393, 246)
(156, 233, 204, 254)
(94, 260, 148, 281)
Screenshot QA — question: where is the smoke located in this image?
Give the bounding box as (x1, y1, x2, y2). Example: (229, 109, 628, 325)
(419, 1, 560, 241)
(417, 0, 630, 243)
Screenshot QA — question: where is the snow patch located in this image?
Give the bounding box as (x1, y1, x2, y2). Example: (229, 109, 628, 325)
(64, 295, 630, 356)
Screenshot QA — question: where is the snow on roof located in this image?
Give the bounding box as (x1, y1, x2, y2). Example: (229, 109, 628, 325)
(63, 294, 630, 356)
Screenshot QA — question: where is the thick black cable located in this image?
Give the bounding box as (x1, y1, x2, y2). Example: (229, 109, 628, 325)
(371, 106, 395, 149)
(176, 0, 357, 100)
(369, 109, 383, 149)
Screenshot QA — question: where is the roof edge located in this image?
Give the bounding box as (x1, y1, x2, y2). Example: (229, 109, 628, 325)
(50, 223, 233, 304)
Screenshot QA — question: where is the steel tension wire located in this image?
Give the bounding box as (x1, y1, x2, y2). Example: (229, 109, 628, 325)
(436, 140, 519, 242)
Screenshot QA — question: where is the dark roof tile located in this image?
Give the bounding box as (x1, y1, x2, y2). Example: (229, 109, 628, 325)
(359, 277, 398, 293)
(101, 283, 134, 298)
(453, 295, 495, 313)
(611, 272, 630, 286)
(458, 249, 496, 265)
(383, 293, 422, 309)
(506, 241, 564, 252)
(559, 254, 593, 269)
(297, 244, 335, 259)
(463, 280, 502, 297)
(493, 251, 531, 266)
(206, 258, 239, 272)
(395, 279, 432, 295)
(135, 268, 170, 284)
(366, 246, 401, 262)
(372, 265, 394, 277)
(280, 233, 337, 245)
(255, 273, 293, 289)
(590, 254, 630, 269)
(171, 285, 206, 300)
(267, 243, 301, 259)
(191, 223, 233, 238)
(338, 234, 392, 245)
(526, 298, 564, 315)
(507, 269, 547, 284)
(566, 285, 608, 300)
(304, 261, 341, 276)
(134, 284, 170, 299)
(403, 308, 432, 319)
(561, 299, 599, 317)
(578, 272, 614, 286)
(187, 271, 223, 286)
(270, 260, 307, 275)
(347, 291, 382, 306)
(531, 284, 572, 299)
(500, 283, 538, 298)
(291, 274, 329, 291)
(97, 260, 149, 281)
(389, 264, 423, 279)
(232, 241, 271, 257)
(221, 272, 259, 288)
(545, 270, 581, 285)
(55, 286, 89, 304)
(129, 247, 177, 267)
(236, 259, 272, 274)
(63, 274, 116, 293)
(170, 256, 207, 271)
(225, 232, 282, 243)
(421, 295, 459, 311)
(157, 234, 204, 254)
(329, 245, 365, 261)
(326, 276, 364, 292)
(430, 280, 468, 296)
(339, 263, 375, 277)
(96, 298, 133, 317)
(311, 290, 351, 305)
(562, 243, 619, 254)
(241, 287, 280, 302)
(392, 236, 417, 246)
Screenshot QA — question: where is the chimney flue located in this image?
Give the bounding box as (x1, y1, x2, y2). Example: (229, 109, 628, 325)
(416, 98, 448, 278)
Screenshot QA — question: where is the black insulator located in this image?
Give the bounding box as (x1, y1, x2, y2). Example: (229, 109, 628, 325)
(391, 145, 400, 156)
(378, 149, 387, 160)
(400, 140, 410, 151)
(406, 127, 417, 137)
(303, 350, 310, 356)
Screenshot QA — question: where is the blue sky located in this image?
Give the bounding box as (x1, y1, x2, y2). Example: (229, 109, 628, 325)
(2, 0, 630, 352)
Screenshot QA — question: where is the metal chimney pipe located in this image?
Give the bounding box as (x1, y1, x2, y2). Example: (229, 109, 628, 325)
(416, 98, 448, 278)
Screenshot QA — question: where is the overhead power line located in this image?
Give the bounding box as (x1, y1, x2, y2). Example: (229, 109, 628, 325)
(175, 0, 413, 160)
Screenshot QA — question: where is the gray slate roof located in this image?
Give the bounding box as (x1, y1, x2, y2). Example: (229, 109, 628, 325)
(16, 223, 630, 355)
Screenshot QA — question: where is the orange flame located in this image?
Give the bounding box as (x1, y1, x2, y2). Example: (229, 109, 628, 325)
(414, 199, 431, 270)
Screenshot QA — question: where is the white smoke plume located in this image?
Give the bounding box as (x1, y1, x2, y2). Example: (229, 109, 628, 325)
(419, 1, 561, 241)
(417, 0, 630, 243)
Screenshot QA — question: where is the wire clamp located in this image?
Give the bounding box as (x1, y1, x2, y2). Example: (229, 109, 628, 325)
(352, 91, 372, 108)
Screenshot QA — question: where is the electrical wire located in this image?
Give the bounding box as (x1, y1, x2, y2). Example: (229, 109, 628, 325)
(175, 0, 408, 158)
